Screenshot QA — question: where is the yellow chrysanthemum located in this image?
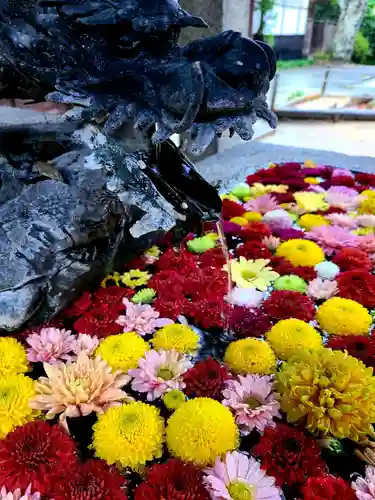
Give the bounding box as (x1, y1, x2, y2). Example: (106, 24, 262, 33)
(144, 245, 161, 259)
(224, 338, 276, 375)
(101, 271, 122, 287)
(229, 217, 249, 227)
(303, 159, 316, 168)
(354, 227, 374, 236)
(0, 337, 28, 375)
(0, 374, 38, 438)
(223, 257, 279, 291)
(93, 402, 164, 469)
(358, 190, 375, 215)
(96, 332, 149, 372)
(304, 177, 320, 185)
(298, 214, 330, 231)
(266, 319, 323, 360)
(294, 192, 329, 212)
(276, 239, 324, 267)
(121, 269, 151, 288)
(243, 211, 262, 222)
(162, 389, 186, 410)
(151, 324, 199, 354)
(166, 398, 238, 466)
(276, 348, 375, 442)
(316, 297, 372, 336)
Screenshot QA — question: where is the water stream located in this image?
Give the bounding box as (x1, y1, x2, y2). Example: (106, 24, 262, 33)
(216, 220, 233, 335)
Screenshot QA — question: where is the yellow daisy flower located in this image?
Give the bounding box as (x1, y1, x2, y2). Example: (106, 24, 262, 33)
(223, 257, 279, 291)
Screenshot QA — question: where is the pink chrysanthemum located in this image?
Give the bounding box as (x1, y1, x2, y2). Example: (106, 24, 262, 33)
(0, 485, 40, 500)
(325, 186, 359, 211)
(262, 236, 281, 251)
(356, 215, 375, 228)
(129, 349, 192, 401)
(116, 299, 173, 336)
(307, 225, 358, 255)
(244, 195, 279, 215)
(26, 328, 76, 364)
(204, 451, 282, 500)
(325, 214, 358, 229)
(225, 287, 264, 308)
(73, 334, 99, 357)
(358, 235, 375, 254)
(307, 278, 338, 300)
(222, 375, 281, 435)
(352, 465, 375, 499)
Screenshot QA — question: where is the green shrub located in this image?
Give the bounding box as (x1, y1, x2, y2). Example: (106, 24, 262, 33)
(312, 51, 333, 63)
(353, 32, 370, 64)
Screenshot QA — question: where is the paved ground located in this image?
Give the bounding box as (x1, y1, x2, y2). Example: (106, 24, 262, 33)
(273, 64, 375, 108)
(197, 140, 375, 192)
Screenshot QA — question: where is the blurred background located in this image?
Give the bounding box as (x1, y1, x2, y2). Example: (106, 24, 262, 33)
(180, 0, 375, 160)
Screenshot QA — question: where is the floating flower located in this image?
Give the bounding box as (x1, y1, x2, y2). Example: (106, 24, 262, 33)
(359, 192, 375, 215)
(134, 459, 210, 500)
(302, 476, 356, 500)
(266, 319, 322, 360)
(183, 357, 231, 400)
(273, 274, 307, 293)
(235, 241, 272, 260)
(352, 466, 375, 499)
(253, 424, 326, 487)
(243, 211, 262, 222)
(223, 257, 279, 291)
(0, 421, 77, 495)
(162, 389, 186, 410)
(229, 308, 272, 338)
(74, 303, 123, 338)
(326, 213, 358, 229)
(325, 186, 359, 211)
(276, 348, 375, 441)
(225, 286, 264, 308)
(229, 216, 248, 227)
(96, 332, 150, 372)
(332, 248, 373, 272)
(93, 402, 165, 470)
(263, 209, 293, 231)
(307, 278, 338, 300)
(73, 333, 99, 356)
(294, 192, 329, 212)
(327, 335, 375, 368)
(0, 485, 41, 500)
(26, 327, 76, 364)
(222, 199, 245, 220)
(132, 288, 156, 304)
(151, 324, 200, 354)
(187, 236, 216, 254)
(315, 261, 340, 280)
(204, 451, 282, 500)
(298, 214, 330, 231)
(143, 245, 161, 264)
(358, 234, 375, 253)
(276, 239, 324, 267)
(224, 338, 276, 375)
(0, 374, 38, 438)
(166, 398, 238, 466)
(306, 225, 358, 255)
(0, 338, 28, 375)
(316, 297, 372, 336)
(263, 290, 315, 322)
(129, 349, 192, 401)
(337, 270, 375, 308)
(356, 214, 375, 228)
(50, 459, 127, 500)
(241, 222, 271, 242)
(230, 183, 251, 199)
(222, 374, 281, 435)
(116, 299, 173, 336)
(244, 194, 279, 214)
(262, 235, 281, 251)
(121, 270, 151, 288)
(30, 352, 131, 432)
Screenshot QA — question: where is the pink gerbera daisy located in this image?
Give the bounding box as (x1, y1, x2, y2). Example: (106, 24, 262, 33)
(116, 299, 173, 336)
(204, 451, 282, 500)
(129, 349, 192, 401)
(244, 195, 279, 215)
(26, 328, 76, 364)
(307, 225, 358, 255)
(222, 375, 281, 435)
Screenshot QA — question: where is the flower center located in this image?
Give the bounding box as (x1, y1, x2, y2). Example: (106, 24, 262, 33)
(227, 480, 255, 500)
(157, 367, 174, 380)
(245, 396, 262, 409)
(241, 270, 257, 281)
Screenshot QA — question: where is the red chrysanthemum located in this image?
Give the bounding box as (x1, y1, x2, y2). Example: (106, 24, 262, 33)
(316, 206, 346, 215)
(153, 296, 190, 321)
(253, 424, 326, 488)
(52, 459, 127, 499)
(240, 222, 271, 242)
(235, 241, 272, 260)
(149, 270, 186, 298)
(274, 228, 305, 240)
(222, 199, 245, 220)
(263, 291, 315, 323)
(184, 270, 228, 302)
(123, 256, 149, 270)
(336, 270, 375, 308)
(355, 172, 375, 189)
(272, 192, 295, 204)
(187, 298, 231, 330)
(93, 286, 134, 305)
(328, 335, 375, 368)
(332, 248, 372, 272)
(301, 475, 356, 500)
(64, 292, 93, 317)
(270, 256, 317, 281)
(73, 303, 123, 337)
(183, 357, 231, 399)
(156, 248, 197, 274)
(0, 421, 77, 496)
(198, 247, 227, 269)
(330, 175, 356, 187)
(134, 459, 210, 500)
(229, 307, 272, 338)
